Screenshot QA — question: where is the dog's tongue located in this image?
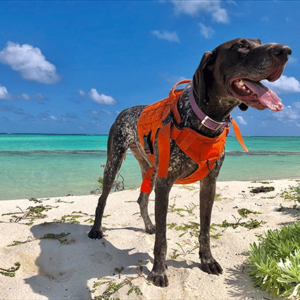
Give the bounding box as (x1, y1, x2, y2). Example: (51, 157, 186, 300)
(243, 80, 283, 111)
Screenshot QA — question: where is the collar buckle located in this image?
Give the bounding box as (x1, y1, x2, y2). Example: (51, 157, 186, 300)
(201, 116, 223, 131)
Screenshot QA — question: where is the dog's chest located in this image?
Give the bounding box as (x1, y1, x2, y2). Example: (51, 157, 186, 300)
(167, 139, 199, 180)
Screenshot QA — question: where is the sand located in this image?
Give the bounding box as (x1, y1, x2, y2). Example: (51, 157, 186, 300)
(0, 179, 299, 300)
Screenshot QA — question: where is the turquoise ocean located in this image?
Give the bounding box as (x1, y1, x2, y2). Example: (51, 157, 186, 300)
(0, 134, 300, 201)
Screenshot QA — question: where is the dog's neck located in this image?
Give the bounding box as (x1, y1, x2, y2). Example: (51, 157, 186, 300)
(175, 89, 213, 138)
(177, 85, 238, 138)
(190, 88, 231, 129)
(197, 81, 239, 117)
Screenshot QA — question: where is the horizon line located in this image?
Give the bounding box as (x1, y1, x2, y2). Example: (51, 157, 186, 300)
(1, 133, 300, 138)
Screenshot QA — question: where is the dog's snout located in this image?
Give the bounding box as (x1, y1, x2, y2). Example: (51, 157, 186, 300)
(271, 44, 292, 61)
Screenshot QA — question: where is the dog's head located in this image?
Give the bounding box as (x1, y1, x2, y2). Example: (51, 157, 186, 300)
(193, 38, 292, 112)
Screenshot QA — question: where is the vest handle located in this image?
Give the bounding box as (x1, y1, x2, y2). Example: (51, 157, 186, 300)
(169, 80, 192, 100)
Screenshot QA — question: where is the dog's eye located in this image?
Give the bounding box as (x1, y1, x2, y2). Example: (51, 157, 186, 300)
(237, 43, 249, 49)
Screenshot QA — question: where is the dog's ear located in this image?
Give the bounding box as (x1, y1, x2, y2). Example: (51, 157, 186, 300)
(238, 103, 249, 111)
(192, 51, 216, 103)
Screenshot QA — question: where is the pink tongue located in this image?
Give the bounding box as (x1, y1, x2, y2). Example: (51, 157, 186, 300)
(243, 80, 283, 111)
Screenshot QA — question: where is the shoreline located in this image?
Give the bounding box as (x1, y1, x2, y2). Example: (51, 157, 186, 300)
(1, 179, 299, 299)
(2, 177, 300, 202)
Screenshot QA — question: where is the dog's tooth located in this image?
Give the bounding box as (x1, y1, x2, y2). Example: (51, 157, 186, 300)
(238, 80, 244, 86)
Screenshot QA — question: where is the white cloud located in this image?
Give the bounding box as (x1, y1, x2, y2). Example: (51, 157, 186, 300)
(199, 23, 214, 39)
(88, 89, 116, 105)
(211, 7, 228, 23)
(0, 84, 45, 101)
(262, 75, 300, 94)
(90, 110, 100, 115)
(0, 85, 12, 99)
(33, 93, 46, 101)
(294, 102, 300, 109)
(273, 102, 300, 122)
(0, 42, 60, 84)
(152, 30, 180, 43)
(161, 73, 186, 83)
(237, 116, 247, 125)
(261, 16, 269, 22)
(19, 93, 30, 100)
(102, 109, 113, 116)
(18, 93, 46, 101)
(288, 57, 297, 65)
(50, 115, 57, 121)
(79, 88, 116, 105)
(171, 0, 229, 23)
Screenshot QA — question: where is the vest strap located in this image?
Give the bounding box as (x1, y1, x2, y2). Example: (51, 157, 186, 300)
(157, 122, 171, 178)
(231, 119, 249, 152)
(140, 167, 155, 194)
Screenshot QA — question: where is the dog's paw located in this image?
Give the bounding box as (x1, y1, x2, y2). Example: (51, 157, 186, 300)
(88, 228, 103, 239)
(200, 258, 223, 275)
(147, 271, 169, 287)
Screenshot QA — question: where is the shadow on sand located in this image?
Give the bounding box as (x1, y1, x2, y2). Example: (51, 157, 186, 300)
(25, 222, 150, 299)
(225, 265, 277, 300)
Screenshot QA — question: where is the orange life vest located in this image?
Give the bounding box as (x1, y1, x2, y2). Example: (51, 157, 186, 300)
(137, 80, 247, 193)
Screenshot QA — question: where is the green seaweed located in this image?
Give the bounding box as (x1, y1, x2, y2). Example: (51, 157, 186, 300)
(92, 262, 145, 300)
(29, 197, 43, 203)
(168, 203, 197, 217)
(53, 211, 90, 224)
(84, 218, 95, 224)
(0, 262, 21, 277)
(41, 232, 70, 244)
(213, 216, 266, 230)
(238, 208, 261, 218)
(55, 199, 74, 204)
(179, 184, 197, 191)
(280, 184, 300, 202)
(114, 267, 124, 279)
(2, 204, 55, 225)
(7, 236, 36, 247)
(215, 193, 222, 201)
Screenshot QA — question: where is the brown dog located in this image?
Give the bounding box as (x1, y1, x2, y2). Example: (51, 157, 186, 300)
(88, 38, 291, 287)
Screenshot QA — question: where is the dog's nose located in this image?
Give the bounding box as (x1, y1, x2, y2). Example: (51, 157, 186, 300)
(272, 44, 292, 61)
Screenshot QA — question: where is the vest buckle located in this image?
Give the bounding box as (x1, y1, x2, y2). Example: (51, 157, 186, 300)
(162, 112, 173, 126)
(206, 159, 218, 172)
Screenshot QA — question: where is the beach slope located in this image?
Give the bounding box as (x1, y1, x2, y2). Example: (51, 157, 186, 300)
(0, 179, 299, 299)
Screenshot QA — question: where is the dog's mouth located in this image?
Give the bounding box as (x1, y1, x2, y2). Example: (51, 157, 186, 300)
(229, 70, 284, 111)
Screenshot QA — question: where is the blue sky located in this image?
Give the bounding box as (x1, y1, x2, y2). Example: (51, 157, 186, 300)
(0, 0, 299, 136)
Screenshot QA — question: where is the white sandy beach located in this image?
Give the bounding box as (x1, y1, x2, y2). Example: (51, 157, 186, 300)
(1, 179, 300, 300)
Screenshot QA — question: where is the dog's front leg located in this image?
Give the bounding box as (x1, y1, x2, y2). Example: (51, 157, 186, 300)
(199, 158, 224, 275)
(147, 177, 172, 287)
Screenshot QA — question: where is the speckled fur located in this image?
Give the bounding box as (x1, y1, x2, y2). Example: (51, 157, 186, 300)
(88, 38, 291, 287)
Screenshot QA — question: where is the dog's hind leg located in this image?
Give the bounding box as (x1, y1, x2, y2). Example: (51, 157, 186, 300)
(137, 187, 156, 234)
(88, 125, 129, 240)
(129, 144, 156, 234)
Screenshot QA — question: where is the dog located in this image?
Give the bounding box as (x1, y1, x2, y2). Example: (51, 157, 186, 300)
(88, 38, 291, 287)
